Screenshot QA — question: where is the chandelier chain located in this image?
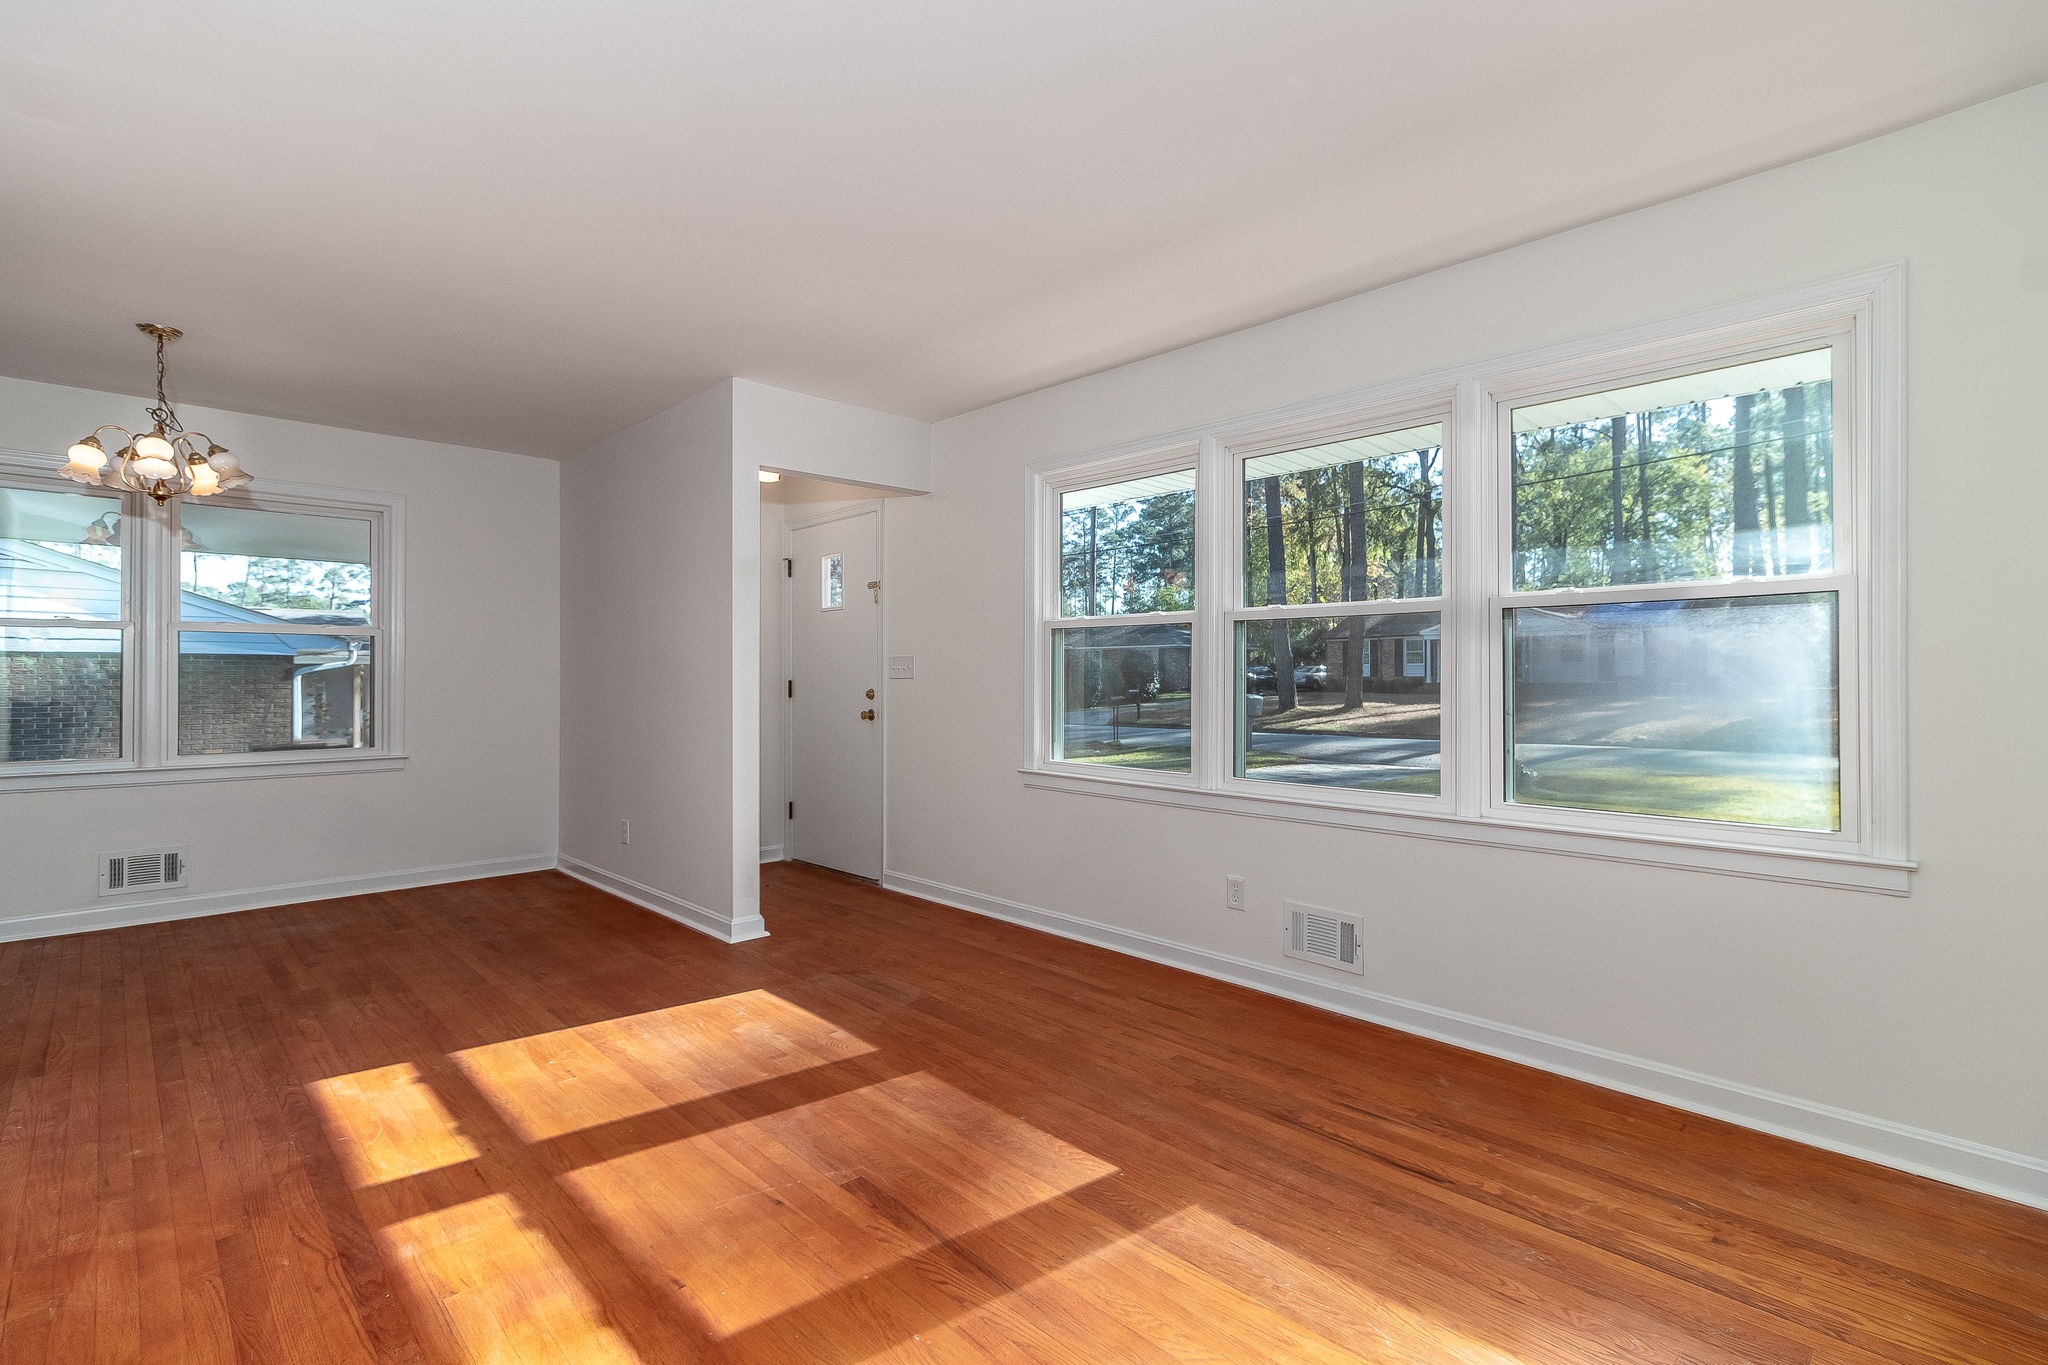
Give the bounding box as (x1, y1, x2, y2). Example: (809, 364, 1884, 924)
(145, 329, 182, 434)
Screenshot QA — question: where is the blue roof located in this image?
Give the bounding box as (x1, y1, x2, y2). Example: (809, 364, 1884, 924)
(1, 540, 358, 656)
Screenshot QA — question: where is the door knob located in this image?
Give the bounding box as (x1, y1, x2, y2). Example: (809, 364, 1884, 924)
(865, 688, 876, 700)
(859, 708, 877, 721)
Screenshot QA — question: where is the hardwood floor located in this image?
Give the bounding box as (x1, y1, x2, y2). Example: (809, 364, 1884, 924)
(2, 864, 2044, 1363)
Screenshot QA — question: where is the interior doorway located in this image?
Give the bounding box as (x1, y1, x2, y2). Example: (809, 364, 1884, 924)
(783, 503, 884, 879)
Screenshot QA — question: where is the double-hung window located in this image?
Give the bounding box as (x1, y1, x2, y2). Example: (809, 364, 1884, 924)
(1, 451, 401, 788)
(1029, 271, 1908, 891)
(1048, 458, 1197, 773)
(1230, 413, 1449, 800)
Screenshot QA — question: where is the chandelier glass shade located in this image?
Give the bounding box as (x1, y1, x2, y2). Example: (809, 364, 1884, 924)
(61, 324, 254, 504)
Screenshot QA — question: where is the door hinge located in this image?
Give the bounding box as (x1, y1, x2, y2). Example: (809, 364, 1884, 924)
(786, 678, 794, 698)
(784, 558, 793, 577)
(787, 801, 794, 820)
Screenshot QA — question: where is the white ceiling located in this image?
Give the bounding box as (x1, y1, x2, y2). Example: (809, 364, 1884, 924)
(3, 2, 2044, 457)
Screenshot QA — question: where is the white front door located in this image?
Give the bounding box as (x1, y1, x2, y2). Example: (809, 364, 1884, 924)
(788, 508, 883, 879)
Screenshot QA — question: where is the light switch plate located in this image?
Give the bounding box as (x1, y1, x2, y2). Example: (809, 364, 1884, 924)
(887, 655, 915, 680)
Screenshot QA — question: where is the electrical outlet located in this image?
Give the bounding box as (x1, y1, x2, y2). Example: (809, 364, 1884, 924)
(620, 819, 631, 845)
(1225, 874, 1247, 911)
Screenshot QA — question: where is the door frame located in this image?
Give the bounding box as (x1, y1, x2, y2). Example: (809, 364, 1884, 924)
(779, 499, 889, 878)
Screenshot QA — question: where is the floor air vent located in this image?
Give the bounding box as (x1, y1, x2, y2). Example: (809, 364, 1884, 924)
(1283, 901, 1364, 975)
(100, 848, 188, 897)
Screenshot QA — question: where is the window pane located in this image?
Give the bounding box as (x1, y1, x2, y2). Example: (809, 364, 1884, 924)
(822, 554, 843, 609)
(1512, 349, 1832, 591)
(178, 631, 374, 755)
(1052, 624, 1190, 772)
(2, 626, 122, 763)
(1505, 593, 1838, 829)
(0, 484, 124, 619)
(1236, 614, 1440, 795)
(1060, 471, 1194, 616)
(180, 504, 373, 625)
(1243, 424, 1442, 606)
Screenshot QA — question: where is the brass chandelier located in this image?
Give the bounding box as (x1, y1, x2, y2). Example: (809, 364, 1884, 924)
(60, 323, 254, 504)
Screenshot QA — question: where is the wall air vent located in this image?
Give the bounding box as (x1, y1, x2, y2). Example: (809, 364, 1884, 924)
(99, 848, 188, 897)
(1282, 901, 1364, 975)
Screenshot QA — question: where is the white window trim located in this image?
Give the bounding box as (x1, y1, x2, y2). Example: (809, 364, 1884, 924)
(1023, 266, 1913, 894)
(1, 449, 407, 791)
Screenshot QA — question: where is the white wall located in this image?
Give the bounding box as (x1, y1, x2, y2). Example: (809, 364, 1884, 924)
(563, 382, 926, 934)
(882, 86, 2048, 1195)
(0, 375, 560, 931)
(559, 382, 764, 940)
(759, 495, 787, 861)
(734, 379, 932, 492)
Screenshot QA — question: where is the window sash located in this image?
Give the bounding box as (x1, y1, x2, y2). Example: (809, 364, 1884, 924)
(0, 451, 402, 783)
(1028, 271, 1902, 879)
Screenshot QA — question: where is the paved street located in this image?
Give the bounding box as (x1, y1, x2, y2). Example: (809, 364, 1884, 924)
(1061, 718, 1836, 790)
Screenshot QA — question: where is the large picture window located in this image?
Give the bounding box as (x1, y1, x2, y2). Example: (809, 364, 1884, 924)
(0, 456, 400, 788)
(1029, 273, 1907, 891)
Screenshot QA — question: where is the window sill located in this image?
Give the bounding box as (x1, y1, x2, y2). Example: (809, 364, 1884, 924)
(1019, 766, 1915, 894)
(2, 754, 409, 792)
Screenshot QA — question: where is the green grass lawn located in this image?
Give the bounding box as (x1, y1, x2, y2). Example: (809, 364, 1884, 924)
(1064, 744, 1192, 772)
(1513, 767, 1838, 829)
(1062, 745, 1441, 795)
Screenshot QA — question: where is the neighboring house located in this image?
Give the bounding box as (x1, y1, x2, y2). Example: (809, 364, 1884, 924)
(1059, 621, 1191, 705)
(1313, 618, 1439, 689)
(0, 539, 369, 761)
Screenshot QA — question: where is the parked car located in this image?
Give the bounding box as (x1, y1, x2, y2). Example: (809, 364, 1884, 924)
(1293, 663, 1328, 690)
(1245, 664, 1277, 692)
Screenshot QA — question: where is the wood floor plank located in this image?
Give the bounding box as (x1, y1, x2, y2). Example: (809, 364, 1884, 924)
(1, 864, 2044, 1364)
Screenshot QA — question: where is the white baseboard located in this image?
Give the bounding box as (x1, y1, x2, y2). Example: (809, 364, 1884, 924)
(760, 844, 785, 863)
(557, 856, 769, 943)
(0, 854, 560, 944)
(882, 869, 2048, 1212)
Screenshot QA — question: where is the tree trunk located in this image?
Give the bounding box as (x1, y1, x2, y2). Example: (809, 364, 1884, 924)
(1781, 385, 1811, 574)
(1732, 393, 1759, 575)
(1634, 411, 1655, 580)
(1342, 463, 1369, 601)
(1607, 415, 1629, 583)
(1263, 476, 1298, 712)
(1759, 418, 1781, 575)
(1084, 505, 1100, 616)
(1415, 449, 1438, 594)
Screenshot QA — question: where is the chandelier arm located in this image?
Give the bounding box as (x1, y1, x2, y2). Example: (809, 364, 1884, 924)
(62, 324, 248, 502)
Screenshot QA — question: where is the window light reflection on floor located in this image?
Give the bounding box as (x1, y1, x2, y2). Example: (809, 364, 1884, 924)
(309, 993, 1537, 1364)
(450, 989, 877, 1143)
(564, 1069, 1118, 1337)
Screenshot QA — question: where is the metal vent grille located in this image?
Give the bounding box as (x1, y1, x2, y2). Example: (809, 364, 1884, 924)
(99, 849, 188, 897)
(1283, 902, 1364, 975)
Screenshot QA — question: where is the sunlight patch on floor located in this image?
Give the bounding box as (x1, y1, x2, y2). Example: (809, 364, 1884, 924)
(451, 990, 876, 1142)
(565, 1070, 1118, 1338)
(310, 1061, 482, 1187)
(378, 1193, 642, 1365)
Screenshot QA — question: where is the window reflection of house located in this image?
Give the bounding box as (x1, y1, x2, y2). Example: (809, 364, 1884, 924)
(1510, 597, 1830, 693)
